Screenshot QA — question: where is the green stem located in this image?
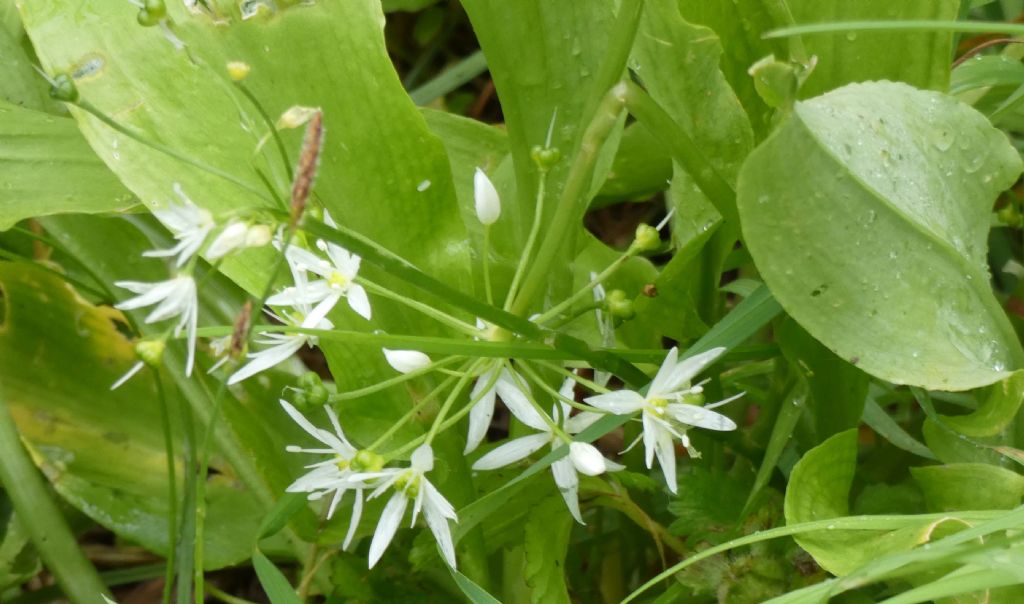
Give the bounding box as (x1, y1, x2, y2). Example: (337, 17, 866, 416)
(502, 362, 567, 441)
(74, 100, 273, 205)
(193, 378, 232, 604)
(517, 361, 605, 414)
(153, 372, 178, 604)
(0, 386, 111, 601)
(366, 372, 462, 452)
(766, 19, 1024, 39)
(206, 583, 261, 604)
(329, 356, 465, 402)
(536, 250, 636, 324)
(356, 278, 479, 336)
(510, 83, 628, 318)
(502, 170, 546, 310)
(534, 360, 614, 394)
(234, 82, 293, 182)
(425, 360, 483, 443)
(482, 226, 494, 305)
(622, 81, 737, 223)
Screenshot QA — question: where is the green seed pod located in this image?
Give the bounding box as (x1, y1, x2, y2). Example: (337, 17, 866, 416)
(48, 73, 79, 103)
(530, 144, 562, 171)
(631, 223, 662, 253)
(606, 289, 635, 320)
(352, 450, 384, 473)
(135, 339, 166, 368)
(296, 371, 329, 407)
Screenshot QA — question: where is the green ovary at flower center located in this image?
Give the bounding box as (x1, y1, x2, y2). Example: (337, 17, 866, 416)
(647, 397, 669, 416)
(328, 270, 349, 289)
(395, 471, 421, 498)
(335, 456, 350, 471)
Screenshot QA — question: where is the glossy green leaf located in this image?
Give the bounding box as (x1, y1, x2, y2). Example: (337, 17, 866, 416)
(784, 429, 956, 575)
(788, 0, 960, 97)
(939, 370, 1024, 437)
(738, 81, 1024, 391)
(912, 463, 1024, 511)
(922, 418, 1010, 467)
(0, 102, 135, 230)
(0, 261, 267, 569)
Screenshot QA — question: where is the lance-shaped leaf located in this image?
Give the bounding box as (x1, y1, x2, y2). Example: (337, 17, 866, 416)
(738, 81, 1024, 391)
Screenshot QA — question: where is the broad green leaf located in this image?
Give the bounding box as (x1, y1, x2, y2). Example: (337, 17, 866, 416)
(593, 123, 671, 206)
(788, 0, 960, 97)
(19, 0, 479, 485)
(0, 14, 53, 111)
(738, 81, 1024, 391)
(784, 429, 960, 575)
(939, 370, 1024, 437)
(0, 261, 269, 569)
(523, 495, 573, 604)
(0, 101, 135, 230)
(777, 318, 869, 442)
(922, 418, 1011, 467)
(911, 463, 1024, 511)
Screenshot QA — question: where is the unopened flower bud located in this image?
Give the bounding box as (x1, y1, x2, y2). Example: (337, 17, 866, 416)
(137, 0, 166, 26)
(136, 339, 166, 368)
(244, 224, 272, 247)
(382, 348, 431, 374)
(48, 73, 79, 103)
(227, 61, 251, 82)
(631, 224, 661, 253)
(206, 221, 248, 260)
(569, 442, 607, 476)
(473, 168, 501, 225)
(606, 289, 635, 320)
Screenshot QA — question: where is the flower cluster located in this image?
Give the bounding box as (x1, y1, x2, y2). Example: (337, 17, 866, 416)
(113, 183, 270, 383)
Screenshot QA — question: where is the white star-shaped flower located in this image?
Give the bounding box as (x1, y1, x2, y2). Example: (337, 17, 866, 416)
(354, 444, 458, 569)
(584, 347, 740, 493)
(474, 378, 621, 523)
(280, 400, 369, 549)
(143, 183, 214, 267)
(464, 364, 549, 454)
(115, 275, 198, 376)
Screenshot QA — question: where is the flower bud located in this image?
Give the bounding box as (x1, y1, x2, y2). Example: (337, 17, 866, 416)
(48, 73, 79, 103)
(227, 61, 251, 82)
(569, 442, 608, 476)
(606, 289, 635, 320)
(382, 348, 431, 374)
(206, 221, 248, 260)
(631, 223, 661, 253)
(244, 224, 273, 247)
(137, 0, 166, 26)
(473, 168, 501, 225)
(135, 339, 166, 368)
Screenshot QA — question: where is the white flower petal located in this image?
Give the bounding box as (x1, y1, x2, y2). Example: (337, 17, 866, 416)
(228, 336, 306, 384)
(304, 291, 342, 328)
(464, 372, 497, 454)
(648, 347, 680, 397)
(583, 390, 646, 414)
(550, 458, 583, 524)
(423, 486, 458, 568)
(411, 443, 434, 472)
(654, 347, 726, 396)
(346, 284, 372, 320)
(472, 433, 552, 470)
(206, 221, 248, 260)
(563, 411, 604, 435)
(343, 488, 364, 550)
(368, 493, 408, 568)
(111, 361, 144, 390)
(667, 403, 737, 431)
(652, 420, 677, 493)
(496, 370, 548, 431)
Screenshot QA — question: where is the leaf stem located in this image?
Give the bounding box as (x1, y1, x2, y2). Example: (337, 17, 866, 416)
(356, 277, 480, 337)
(153, 371, 178, 604)
(329, 355, 465, 402)
(365, 371, 462, 452)
(535, 249, 637, 324)
(502, 169, 548, 310)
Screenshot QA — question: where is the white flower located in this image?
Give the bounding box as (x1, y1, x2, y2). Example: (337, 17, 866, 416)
(356, 444, 458, 569)
(207, 335, 231, 373)
(266, 237, 371, 322)
(474, 379, 620, 523)
(280, 400, 369, 549)
(473, 168, 501, 225)
(229, 271, 333, 385)
(464, 364, 549, 454)
(143, 183, 214, 267)
(115, 275, 198, 376)
(382, 348, 431, 374)
(584, 347, 740, 493)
